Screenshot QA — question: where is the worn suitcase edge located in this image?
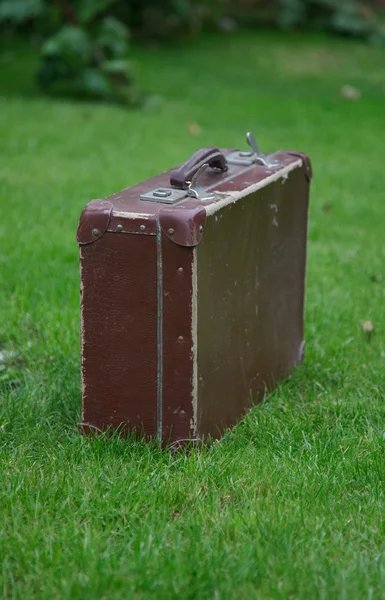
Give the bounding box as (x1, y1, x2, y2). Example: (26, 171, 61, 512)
(76, 153, 311, 247)
(205, 157, 305, 216)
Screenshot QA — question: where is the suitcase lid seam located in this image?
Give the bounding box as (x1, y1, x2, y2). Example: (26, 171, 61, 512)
(205, 159, 304, 216)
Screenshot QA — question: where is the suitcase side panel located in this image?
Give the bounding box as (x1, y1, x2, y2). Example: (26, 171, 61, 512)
(196, 165, 310, 439)
(80, 232, 158, 436)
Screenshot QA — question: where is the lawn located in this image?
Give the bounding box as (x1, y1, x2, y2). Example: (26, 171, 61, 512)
(1, 29, 385, 599)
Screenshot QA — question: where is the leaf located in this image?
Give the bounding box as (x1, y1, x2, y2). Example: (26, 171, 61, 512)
(340, 84, 361, 101)
(41, 26, 92, 68)
(0, 0, 43, 23)
(76, 0, 120, 26)
(101, 59, 131, 77)
(187, 122, 201, 135)
(332, 8, 371, 37)
(360, 320, 374, 342)
(276, 0, 307, 29)
(94, 17, 130, 59)
(81, 68, 111, 96)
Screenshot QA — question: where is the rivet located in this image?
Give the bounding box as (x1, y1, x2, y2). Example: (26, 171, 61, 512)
(199, 225, 204, 233)
(116, 224, 123, 232)
(177, 267, 183, 273)
(177, 336, 184, 342)
(168, 228, 175, 235)
(140, 224, 146, 231)
(92, 228, 100, 237)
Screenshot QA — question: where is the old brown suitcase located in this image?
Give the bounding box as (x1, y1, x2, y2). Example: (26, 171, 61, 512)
(76, 133, 312, 444)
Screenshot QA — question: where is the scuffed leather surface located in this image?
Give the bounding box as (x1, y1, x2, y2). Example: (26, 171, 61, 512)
(77, 199, 113, 245)
(108, 213, 156, 235)
(78, 151, 311, 443)
(161, 236, 194, 441)
(196, 167, 310, 439)
(101, 151, 302, 221)
(159, 206, 207, 247)
(80, 233, 158, 436)
(287, 151, 313, 181)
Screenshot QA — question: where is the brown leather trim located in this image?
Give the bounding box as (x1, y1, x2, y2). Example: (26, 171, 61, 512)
(76, 199, 113, 245)
(107, 213, 157, 235)
(159, 206, 207, 247)
(161, 235, 195, 442)
(100, 150, 302, 220)
(287, 152, 313, 181)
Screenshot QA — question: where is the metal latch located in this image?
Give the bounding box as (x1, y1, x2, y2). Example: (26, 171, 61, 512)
(140, 187, 187, 204)
(226, 132, 280, 167)
(140, 164, 216, 204)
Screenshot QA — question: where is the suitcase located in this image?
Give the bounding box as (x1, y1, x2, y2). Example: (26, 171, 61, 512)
(76, 133, 312, 445)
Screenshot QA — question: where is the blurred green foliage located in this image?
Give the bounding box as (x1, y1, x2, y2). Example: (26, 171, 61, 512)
(1, 0, 384, 104)
(37, 17, 140, 105)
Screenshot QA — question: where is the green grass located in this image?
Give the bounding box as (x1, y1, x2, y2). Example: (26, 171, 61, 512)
(1, 29, 385, 599)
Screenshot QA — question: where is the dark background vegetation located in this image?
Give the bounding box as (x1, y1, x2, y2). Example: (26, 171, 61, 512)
(1, 0, 384, 104)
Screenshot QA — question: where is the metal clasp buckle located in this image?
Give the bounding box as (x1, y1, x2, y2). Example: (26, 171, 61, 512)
(185, 163, 216, 201)
(140, 187, 187, 204)
(226, 132, 280, 167)
(141, 164, 217, 204)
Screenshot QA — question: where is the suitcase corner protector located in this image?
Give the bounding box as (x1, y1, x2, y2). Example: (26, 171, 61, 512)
(287, 152, 312, 182)
(76, 199, 113, 245)
(159, 205, 207, 247)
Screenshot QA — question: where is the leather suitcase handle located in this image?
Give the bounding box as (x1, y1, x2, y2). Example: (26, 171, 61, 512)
(170, 147, 228, 189)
